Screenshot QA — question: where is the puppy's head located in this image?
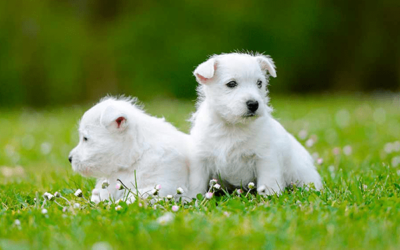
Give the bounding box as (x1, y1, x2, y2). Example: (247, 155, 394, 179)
(193, 53, 276, 124)
(69, 98, 135, 178)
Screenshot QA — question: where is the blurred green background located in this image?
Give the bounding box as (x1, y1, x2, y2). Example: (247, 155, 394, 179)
(0, 0, 399, 107)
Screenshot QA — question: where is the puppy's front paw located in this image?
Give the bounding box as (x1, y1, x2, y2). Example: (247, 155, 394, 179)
(91, 194, 101, 204)
(90, 189, 102, 204)
(116, 194, 136, 205)
(125, 194, 136, 204)
(257, 185, 282, 196)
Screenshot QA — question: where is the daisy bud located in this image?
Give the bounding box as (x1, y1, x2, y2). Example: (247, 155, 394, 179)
(306, 139, 314, 148)
(73, 203, 80, 209)
(205, 192, 213, 199)
(43, 192, 54, 201)
(41, 208, 48, 214)
(74, 189, 83, 197)
(317, 158, 323, 165)
(236, 189, 243, 195)
(155, 184, 161, 190)
(298, 129, 308, 140)
(92, 189, 100, 196)
(115, 205, 122, 211)
(343, 145, 352, 155)
(171, 205, 179, 212)
(248, 182, 255, 190)
(151, 189, 159, 196)
(116, 183, 123, 190)
(54, 192, 61, 198)
(312, 152, 319, 160)
(62, 207, 67, 213)
(176, 187, 184, 195)
(166, 195, 173, 200)
(102, 180, 110, 189)
(332, 147, 340, 155)
(14, 219, 21, 226)
(213, 184, 221, 190)
(209, 179, 218, 186)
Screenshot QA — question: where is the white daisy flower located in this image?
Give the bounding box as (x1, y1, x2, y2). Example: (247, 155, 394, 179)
(115, 183, 123, 190)
(209, 179, 218, 186)
(151, 189, 159, 196)
(74, 189, 83, 197)
(102, 180, 110, 189)
(247, 182, 255, 190)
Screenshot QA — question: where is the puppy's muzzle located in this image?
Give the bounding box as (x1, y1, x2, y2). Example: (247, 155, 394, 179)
(246, 100, 259, 113)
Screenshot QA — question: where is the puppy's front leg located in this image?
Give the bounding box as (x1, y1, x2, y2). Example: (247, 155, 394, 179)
(256, 158, 285, 196)
(187, 159, 210, 198)
(91, 179, 110, 204)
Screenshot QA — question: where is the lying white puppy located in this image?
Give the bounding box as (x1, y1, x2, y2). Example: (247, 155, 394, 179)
(69, 97, 192, 203)
(188, 52, 322, 196)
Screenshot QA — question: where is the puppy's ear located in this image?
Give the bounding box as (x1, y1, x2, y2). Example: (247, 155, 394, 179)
(100, 105, 128, 132)
(193, 58, 217, 84)
(256, 55, 277, 78)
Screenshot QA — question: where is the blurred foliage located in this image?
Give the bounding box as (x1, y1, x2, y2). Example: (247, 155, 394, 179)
(0, 0, 399, 107)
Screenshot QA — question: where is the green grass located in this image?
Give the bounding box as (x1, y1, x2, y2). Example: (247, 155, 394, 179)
(1, 94, 400, 249)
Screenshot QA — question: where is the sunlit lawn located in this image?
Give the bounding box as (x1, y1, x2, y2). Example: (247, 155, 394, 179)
(1, 94, 399, 249)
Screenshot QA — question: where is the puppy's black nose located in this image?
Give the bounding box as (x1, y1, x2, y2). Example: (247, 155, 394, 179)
(246, 100, 259, 112)
(68, 156, 72, 163)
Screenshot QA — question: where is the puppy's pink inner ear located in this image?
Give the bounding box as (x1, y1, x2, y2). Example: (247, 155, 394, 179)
(196, 74, 210, 83)
(116, 117, 126, 128)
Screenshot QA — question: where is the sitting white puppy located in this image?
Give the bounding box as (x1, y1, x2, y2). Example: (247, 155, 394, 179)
(69, 97, 192, 203)
(188, 53, 322, 196)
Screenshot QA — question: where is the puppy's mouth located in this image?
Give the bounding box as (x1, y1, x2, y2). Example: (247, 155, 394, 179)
(243, 112, 258, 118)
(79, 168, 92, 177)
(72, 162, 94, 177)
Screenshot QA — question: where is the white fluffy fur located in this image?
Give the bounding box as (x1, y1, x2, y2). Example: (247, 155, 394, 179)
(189, 53, 322, 196)
(69, 97, 192, 203)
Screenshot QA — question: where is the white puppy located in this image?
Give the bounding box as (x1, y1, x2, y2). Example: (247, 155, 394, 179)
(188, 53, 322, 196)
(69, 97, 192, 203)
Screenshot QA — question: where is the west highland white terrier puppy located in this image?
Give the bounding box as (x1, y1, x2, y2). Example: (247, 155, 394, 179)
(69, 97, 192, 203)
(188, 52, 322, 196)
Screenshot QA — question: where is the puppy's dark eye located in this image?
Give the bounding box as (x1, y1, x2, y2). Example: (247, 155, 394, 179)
(226, 81, 238, 88)
(257, 80, 262, 88)
(83, 137, 88, 142)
